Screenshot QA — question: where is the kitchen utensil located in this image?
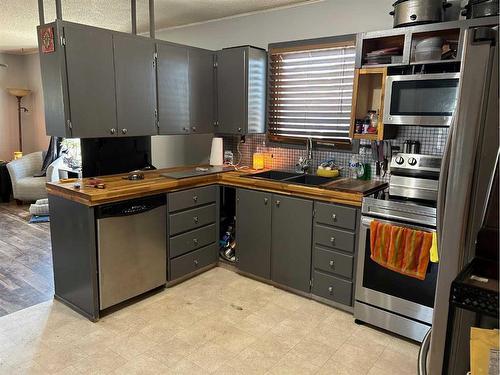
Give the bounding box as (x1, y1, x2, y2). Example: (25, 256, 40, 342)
(122, 171, 145, 180)
(390, 0, 451, 28)
(462, 0, 499, 18)
(415, 37, 444, 62)
(403, 140, 412, 153)
(410, 140, 421, 154)
(383, 141, 392, 175)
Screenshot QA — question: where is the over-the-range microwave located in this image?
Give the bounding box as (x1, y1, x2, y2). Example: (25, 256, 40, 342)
(383, 72, 460, 127)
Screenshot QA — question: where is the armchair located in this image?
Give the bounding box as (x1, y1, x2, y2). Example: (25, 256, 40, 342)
(7, 151, 49, 202)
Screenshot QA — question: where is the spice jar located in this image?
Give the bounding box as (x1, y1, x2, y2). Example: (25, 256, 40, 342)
(367, 110, 378, 129)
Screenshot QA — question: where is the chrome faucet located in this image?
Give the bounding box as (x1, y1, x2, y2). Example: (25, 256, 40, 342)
(296, 138, 313, 174)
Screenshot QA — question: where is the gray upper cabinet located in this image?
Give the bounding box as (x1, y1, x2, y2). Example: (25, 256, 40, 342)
(189, 48, 215, 134)
(216, 46, 266, 135)
(113, 35, 157, 137)
(63, 23, 117, 138)
(271, 194, 313, 292)
(236, 189, 272, 279)
(157, 42, 190, 135)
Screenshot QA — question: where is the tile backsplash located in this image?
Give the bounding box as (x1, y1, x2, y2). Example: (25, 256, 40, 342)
(223, 126, 448, 181)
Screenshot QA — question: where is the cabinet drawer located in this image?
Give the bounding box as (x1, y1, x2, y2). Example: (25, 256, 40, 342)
(169, 243, 217, 280)
(169, 204, 216, 236)
(169, 185, 217, 212)
(315, 202, 357, 230)
(313, 247, 354, 279)
(312, 271, 352, 306)
(169, 224, 216, 259)
(314, 225, 355, 253)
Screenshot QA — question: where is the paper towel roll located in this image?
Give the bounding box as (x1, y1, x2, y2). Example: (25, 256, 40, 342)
(209, 137, 224, 166)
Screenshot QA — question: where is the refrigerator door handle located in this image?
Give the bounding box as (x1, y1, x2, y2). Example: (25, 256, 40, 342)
(436, 112, 455, 248)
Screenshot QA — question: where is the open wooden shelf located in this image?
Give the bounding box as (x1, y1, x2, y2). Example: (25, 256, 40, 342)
(352, 133, 379, 141)
(349, 67, 393, 141)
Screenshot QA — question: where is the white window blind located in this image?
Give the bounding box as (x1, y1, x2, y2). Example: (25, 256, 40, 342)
(268, 43, 356, 141)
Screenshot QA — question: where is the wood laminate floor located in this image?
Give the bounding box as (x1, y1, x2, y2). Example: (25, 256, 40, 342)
(0, 202, 53, 317)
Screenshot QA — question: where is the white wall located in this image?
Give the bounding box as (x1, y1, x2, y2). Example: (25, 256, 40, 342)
(24, 54, 49, 156)
(152, 0, 395, 167)
(156, 0, 395, 50)
(0, 52, 48, 161)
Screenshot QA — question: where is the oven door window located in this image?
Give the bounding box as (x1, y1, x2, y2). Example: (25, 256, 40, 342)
(362, 226, 438, 308)
(390, 79, 459, 116)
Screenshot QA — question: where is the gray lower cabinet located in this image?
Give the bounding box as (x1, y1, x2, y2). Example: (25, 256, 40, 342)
(157, 42, 190, 135)
(113, 34, 157, 136)
(236, 189, 272, 279)
(167, 186, 219, 281)
(312, 271, 353, 306)
(311, 201, 359, 308)
(271, 194, 313, 292)
(169, 243, 218, 280)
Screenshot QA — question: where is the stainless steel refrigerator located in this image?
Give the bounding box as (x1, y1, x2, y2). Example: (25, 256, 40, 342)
(424, 25, 499, 374)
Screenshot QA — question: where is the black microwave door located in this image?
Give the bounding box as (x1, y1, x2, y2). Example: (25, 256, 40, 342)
(390, 79, 459, 117)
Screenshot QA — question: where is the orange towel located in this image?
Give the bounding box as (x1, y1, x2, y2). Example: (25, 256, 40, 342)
(370, 220, 433, 280)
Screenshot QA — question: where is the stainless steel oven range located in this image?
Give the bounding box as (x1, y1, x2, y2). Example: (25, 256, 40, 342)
(354, 153, 441, 342)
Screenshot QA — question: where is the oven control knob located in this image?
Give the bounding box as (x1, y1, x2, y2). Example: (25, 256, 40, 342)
(395, 156, 404, 165)
(408, 157, 417, 166)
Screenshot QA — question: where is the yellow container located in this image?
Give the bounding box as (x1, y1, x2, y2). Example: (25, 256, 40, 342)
(13, 151, 23, 160)
(317, 168, 339, 178)
(253, 153, 265, 170)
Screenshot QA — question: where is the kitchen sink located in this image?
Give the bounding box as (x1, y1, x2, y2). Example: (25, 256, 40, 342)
(285, 174, 334, 186)
(245, 170, 299, 181)
(244, 170, 336, 187)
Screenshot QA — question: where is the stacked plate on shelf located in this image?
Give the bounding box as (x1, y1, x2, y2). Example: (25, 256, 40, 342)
(364, 47, 403, 65)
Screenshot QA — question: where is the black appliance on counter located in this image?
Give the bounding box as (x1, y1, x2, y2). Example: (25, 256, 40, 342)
(81, 136, 154, 178)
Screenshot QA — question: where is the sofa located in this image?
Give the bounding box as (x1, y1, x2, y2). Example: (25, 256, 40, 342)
(7, 151, 59, 202)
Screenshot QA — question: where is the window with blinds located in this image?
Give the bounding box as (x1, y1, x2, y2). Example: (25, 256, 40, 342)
(268, 42, 356, 142)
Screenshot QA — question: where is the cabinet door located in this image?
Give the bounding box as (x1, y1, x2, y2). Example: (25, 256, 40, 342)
(236, 189, 271, 279)
(113, 34, 157, 137)
(157, 43, 189, 135)
(271, 194, 313, 292)
(216, 48, 246, 134)
(63, 24, 117, 137)
(189, 49, 215, 134)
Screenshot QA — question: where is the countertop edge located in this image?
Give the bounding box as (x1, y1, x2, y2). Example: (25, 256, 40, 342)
(46, 169, 387, 207)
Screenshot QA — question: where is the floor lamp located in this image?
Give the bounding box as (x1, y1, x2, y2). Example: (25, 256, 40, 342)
(7, 88, 31, 158)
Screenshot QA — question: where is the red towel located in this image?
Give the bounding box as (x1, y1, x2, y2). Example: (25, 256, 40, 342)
(370, 220, 433, 280)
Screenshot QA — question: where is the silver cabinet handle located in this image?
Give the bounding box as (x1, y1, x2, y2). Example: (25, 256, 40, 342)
(332, 213, 337, 221)
(275, 200, 281, 207)
(193, 216, 199, 223)
(237, 127, 242, 132)
(193, 195, 198, 202)
(110, 128, 116, 135)
(121, 128, 128, 135)
(264, 198, 269, 205)
(329, 260, 335, 268)
(330, 237, 335, 243)
(194, 259, 199, 266)
(183, 127, 189, 132)
(328, 286, 333, 294)
(191, 126, 197, 132)
(193, 238, 198, 246)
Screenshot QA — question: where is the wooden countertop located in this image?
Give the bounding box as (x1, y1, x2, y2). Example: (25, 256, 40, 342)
(46, 166, 387, 207)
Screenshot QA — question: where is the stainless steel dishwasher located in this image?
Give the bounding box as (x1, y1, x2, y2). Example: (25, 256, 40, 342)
(96, 195, 167, 310)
